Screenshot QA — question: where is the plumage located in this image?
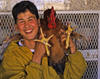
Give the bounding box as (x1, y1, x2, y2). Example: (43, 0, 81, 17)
(39, 6, 87, 75)
(40, 7, 66, 75)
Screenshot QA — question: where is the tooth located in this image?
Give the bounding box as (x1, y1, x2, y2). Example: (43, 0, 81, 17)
(26, 30, 32, 32)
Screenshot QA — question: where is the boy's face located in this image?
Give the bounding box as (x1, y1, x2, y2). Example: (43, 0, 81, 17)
(15, 9, 40, 41)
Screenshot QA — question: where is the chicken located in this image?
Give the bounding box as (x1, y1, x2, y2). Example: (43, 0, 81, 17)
(39, 7, 66, 75)
(33, 6, 87, 75)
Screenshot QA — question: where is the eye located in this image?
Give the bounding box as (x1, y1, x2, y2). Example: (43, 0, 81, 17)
(18, 20, 24, 24)
(29, 18, 34, 22)
(20, 21, 24, 23)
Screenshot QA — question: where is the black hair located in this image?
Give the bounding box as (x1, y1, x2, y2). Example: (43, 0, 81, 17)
(12, 1, 39, 24)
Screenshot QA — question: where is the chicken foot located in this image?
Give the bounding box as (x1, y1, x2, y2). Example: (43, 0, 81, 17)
(33, 27, 53, 56)
(65, 23, 76, 49)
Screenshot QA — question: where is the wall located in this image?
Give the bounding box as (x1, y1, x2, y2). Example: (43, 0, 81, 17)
(0, 0, 100, 12)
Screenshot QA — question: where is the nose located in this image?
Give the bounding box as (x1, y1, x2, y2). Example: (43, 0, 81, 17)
(25, 21, 29, 28)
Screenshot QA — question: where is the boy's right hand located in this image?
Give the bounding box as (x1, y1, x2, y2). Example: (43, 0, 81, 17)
(32, 42, 46, 64)
(32, 34, 46, 65)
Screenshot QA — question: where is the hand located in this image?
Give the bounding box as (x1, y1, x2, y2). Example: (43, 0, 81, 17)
(59, 29, 66, 47)
(32, 34, 46, 65)
(32, 42, 46, 64)
(59, 29, 76, 54)
(69, 37, 76, 54)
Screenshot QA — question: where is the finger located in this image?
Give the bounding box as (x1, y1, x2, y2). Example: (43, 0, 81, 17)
(59, 29, 66, 35)
(36, 42, 45, 49)
(60, 34, 66, 40)
(60, 35, 66, 42)
(61, 37, 66, 42)
(60, 29, 65, 33)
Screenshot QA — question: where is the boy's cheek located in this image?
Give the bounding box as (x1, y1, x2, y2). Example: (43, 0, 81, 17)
(29, 21, 36, 26)
(29, 20, 39, 26)
(18, 23, 24, 26)
(17, 24, 25, 29)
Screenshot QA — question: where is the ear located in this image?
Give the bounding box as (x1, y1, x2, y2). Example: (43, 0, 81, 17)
(15, 24, 18, 31)
(38, 19, 41, 26)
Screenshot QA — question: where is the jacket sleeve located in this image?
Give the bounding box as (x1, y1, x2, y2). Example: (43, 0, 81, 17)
(0, 52, 44, 79)
(64, 49, 87, 79)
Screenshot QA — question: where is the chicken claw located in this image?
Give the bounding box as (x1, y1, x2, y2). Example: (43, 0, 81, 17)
(65, 23, 76, 49)
(33, 27, 53, 56)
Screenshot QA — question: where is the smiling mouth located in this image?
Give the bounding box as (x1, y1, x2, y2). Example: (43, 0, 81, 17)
(25, 29, 33, 33)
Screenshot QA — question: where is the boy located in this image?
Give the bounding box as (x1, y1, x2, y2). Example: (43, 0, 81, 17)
(0, 1, 87, 79)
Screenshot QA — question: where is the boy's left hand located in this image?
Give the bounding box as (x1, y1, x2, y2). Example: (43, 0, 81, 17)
(59, 29, 76, 54)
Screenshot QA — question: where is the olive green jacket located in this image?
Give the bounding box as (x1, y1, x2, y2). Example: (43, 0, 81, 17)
(0, 40, 87, 79)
